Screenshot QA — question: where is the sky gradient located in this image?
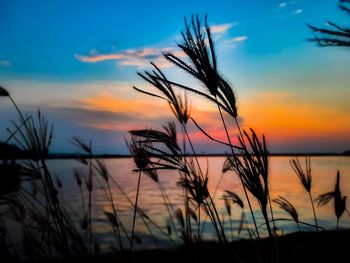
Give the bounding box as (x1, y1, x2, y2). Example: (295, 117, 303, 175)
(1, 0, 349, 154)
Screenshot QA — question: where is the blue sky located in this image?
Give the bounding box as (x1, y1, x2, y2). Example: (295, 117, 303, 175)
(1, 0, 349, 154)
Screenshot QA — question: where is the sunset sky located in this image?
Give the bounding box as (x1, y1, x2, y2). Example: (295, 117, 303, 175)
(1, 0, 349, 154)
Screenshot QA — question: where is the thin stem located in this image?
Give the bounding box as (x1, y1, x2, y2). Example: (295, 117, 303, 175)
(197, 205, 201, 240)
(130, 169, 142, 252)
(250, 218, 325, 238)
(200, 171, 225, 237)
(107, 181, 123, 251)
(229, 213, 233, 241)
(217, 103, 260, 239)
(9, 96, 28, 130)
(88, 149, 93, 253)
(346, 208, 350, 217)
(262, 205, 273, 237)
(190, 117, 242, 149)
(41, 160, 71, 255)
(184, 126, 227, 243)
(203, 200, 223, 243)
(268, 195, 277, 235)
(182, 126, 192, 240)
(308, 191, 318, 232)
(5, 116, 32, 144)
(159, 183, 179, 242)
(109, 175, 175, 243)
(336, 218, 339, 230)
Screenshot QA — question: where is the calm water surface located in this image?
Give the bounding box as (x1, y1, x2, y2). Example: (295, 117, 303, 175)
(47, 156, 350, 249)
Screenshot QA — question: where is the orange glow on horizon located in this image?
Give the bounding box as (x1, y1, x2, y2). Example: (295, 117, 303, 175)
(239, 92, 350, 141)
(78, 90, 350, 149)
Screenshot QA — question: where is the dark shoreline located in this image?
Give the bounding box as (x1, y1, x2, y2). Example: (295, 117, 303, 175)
(2, 152, 349, 160)
(1, 142, 349, 160)
(19, 152, 350, 160)
(41, 229, 350, 263)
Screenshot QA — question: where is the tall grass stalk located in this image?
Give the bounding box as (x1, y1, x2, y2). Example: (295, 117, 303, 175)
(1, 88, 88, 258)
(183, 125, 227, 243)
(217, 103, 261, 239)
(290, 156, 318, 231)
(130, 169, 142, 251)
(108, 165, 175, 244)
(315, 171, 347, 230)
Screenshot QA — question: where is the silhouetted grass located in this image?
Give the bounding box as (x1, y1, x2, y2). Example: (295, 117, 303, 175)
(1, 12, 349, 263)
(315, 171, 347, 230)
(290, 156, 319, 231)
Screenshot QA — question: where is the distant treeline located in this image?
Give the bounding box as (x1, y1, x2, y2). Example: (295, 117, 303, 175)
(1, 142, 349, 160)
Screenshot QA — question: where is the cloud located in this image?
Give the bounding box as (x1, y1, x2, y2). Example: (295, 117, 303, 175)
(279, 2, 287, 8)
(47, 90, 232, 140)
(45, 103, 172, 133)
(210, 22, 238, 34)
(75, 22, 240, 69)
(225, 36, 248, 44)
(278, 1, 297, 8)
(50, 106, 141, 122)
(75, 53, 125, 63)
(75, 46, 185, 69)
(294, 9, 303, 15)
(0, 60, 11, 67)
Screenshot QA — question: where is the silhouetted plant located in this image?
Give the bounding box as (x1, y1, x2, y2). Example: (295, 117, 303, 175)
(273, 196, 300, 230)
(0, 86, 9, 97)
(70, 136, 95, 253)
(222, 190, 244, 240)
(129, 122, 229, 244)
(290, 156, 318, 231)
(164, 15, 237, 119)
(2, 9, 350, 262)
(223, 129, 273, 237)
(308, 0, 350, 47)
(135, 63, 191, 126)
(166, 15, 259, 238)
(315, 171, 347, 230)
(1, 88, 88, 259)
(127, 136, 149, 251)
(134, 15, 258, 240)
(178, 160, 209, 240)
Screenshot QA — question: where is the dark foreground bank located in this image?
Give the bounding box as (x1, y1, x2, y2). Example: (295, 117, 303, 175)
(27, 230, 350, 263)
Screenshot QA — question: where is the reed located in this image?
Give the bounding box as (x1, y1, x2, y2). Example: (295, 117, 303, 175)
(273, 196, 300, 230)
(315, 171, 347, 230)
(1, 12, 350, 263)
(290, 156, 318, 231)
(129, 123, 227, 243)
(1, 87, 88, 259)
(133, 15, 259, 239)
(223, 129, 273, 237)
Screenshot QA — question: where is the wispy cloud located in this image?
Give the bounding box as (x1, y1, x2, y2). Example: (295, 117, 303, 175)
(43, 91, 174, 133)
(57, 91, 225, 138)
(278, 1, 297, 8)
(294, 9, 303, 15)
(225, 35, 248, 44)
(75, 21, 240, 68)
(0, 60, 11, 67)
(75, 47, 184, 68)
(210, 22, 238, 34)
(279, 2, 287, 8)
(51, 106, 140, 123)
(277, 1, 302, 15)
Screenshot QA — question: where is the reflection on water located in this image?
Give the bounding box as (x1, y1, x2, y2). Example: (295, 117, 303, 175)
(48, 156, 350, 249)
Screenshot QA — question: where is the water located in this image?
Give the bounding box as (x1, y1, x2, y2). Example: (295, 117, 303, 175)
(48, 156, 350, 249)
